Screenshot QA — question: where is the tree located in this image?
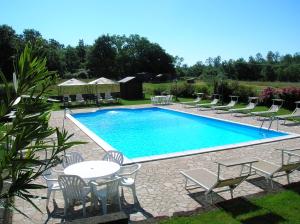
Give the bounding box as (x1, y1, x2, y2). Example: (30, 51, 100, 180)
(87, 35, 117, 78)
(0, 25, 18, 80)
(0, 44, 83, 216)
(65, 46, 80, 73)
(261, 65, 276, 81)
(76, 39, 87, 67)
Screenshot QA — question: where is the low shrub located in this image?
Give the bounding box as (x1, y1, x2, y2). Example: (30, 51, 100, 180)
(279, 87, 300, 110)
(260, 86, 300, 109)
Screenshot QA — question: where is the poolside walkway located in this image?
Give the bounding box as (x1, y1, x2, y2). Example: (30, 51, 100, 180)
(12, 104, 300, 223)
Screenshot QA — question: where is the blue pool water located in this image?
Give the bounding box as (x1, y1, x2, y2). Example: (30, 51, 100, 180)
(72, 107, 288, 159)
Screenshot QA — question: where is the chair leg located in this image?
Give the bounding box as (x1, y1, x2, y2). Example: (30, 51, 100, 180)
(101, 197, 107, 214)
(64, 203, 68, 217)
(287, 172, 290, 184)
(229, 187, 233, 199)
(82, 197, 86, 217)
(130, 185, 137, 204)
(46, 189, 51, 207)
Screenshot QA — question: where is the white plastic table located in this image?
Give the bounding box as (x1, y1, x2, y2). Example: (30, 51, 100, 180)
(64, 160, 120, 181)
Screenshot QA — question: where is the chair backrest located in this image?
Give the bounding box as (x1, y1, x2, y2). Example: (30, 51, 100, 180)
(269, 104, 280, 113)
(278, 161, 300, 173)
(105, 92, 112, 99)
(246, 102, 256, 109)
(58, 175, 88, 206)
(105, 177, 121, 199)
(211, 98, 219, 105)
(215, 175, 248, 188)
(62, 152, 84, 168)
(63, 95, 71, 102)
(293, 107, 300, 116)
(227, 100, 237, 107)
(118, 163, 141, 180)
(42, 168, 57, 188)
(76, 94, 83, 101)
(103, 151, 124, 165)
(195, 97, 201, 103)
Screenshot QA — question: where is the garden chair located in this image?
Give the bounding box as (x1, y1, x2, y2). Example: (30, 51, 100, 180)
(42, 168, 61, 208)
(58, 175, 91, 217)
(151, 96, 159, 105)
(94, 93, 104, 105)
(244, 149, 300, 188)
(251, 99, 284, 120)
(63, 94, 72, 107)
(105, 92, 117, 103)
(118, 163, 141, 204)
(229, 97, 258, 116)
(90, 177, 122, 214)
(103, 150, 124, 166)
(275, 101, 300, 125)
(180, 158, 256, 203)
(62, 151, 84, 168)
(212, 95, 239, 113)
(76, 94, 85, 104)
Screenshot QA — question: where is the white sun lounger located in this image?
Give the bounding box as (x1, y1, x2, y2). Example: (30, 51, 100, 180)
(212, 96, 239, 113)
(196, 94, 221, 110)
(251, 99, 283, 120)
(275, 101, 300, 125)
(229, 97, 258, 116)
(181, 158, 257, 203)
(245, 149, 300, 188)
(181, 93, 204, 108)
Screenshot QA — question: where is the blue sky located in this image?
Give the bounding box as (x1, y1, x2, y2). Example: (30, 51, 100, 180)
(1, 0, 299, 65)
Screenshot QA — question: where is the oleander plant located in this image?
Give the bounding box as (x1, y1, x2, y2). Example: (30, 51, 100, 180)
(0, 44, 83, 217)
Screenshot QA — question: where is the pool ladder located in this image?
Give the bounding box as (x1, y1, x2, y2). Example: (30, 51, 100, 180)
(260, 116, 275, 131)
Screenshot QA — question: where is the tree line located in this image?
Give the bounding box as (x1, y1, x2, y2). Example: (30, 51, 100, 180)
(177, 52, 300, 82)
(0, 25, 175, 81)
(1, 24, 300, 82)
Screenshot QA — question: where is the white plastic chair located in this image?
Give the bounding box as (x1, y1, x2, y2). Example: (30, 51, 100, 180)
(118, 163, 141, 204)
(58, 175, 91, 217)
(62, 152, 84, 168)
(90, 177, 121, 214)
(103, 151, 124, 166)
(42, 168, 61, 208)
(76, 94, 85, 104)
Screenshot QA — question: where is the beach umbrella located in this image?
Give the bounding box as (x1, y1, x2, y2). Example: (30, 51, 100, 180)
(88, 77, 120, 94)
(57, 78, 89, 95)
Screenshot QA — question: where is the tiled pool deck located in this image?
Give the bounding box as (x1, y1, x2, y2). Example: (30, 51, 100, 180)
(12, 104, 300, 223)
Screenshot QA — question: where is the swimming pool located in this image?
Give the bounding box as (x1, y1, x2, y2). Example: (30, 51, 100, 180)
(69, 107, 296, 162)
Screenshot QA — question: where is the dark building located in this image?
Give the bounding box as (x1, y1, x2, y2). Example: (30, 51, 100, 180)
(118, 77, 143, 99)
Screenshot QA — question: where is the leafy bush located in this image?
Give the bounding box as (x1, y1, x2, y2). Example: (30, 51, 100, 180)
(279, 87, 300, 110)
(214, 80, 256, 103)
(259, 86, 300, 109)
(152, 86, 167, 95)
(259, 87, 279, 106)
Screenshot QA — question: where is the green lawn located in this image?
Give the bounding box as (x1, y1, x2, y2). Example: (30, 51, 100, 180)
(160, 190, 300, 224)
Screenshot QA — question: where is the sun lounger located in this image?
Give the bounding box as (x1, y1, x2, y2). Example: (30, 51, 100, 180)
(245, 149, 300, 188)
(275, 101, 300, 125)
(212, 96, 239, 113)
(181, 93, 204, 108)
(251, 99, 283, 120)
(181, 158, 257, 203)
(229, 97, 258, 116)
(196, 94, 221, 110)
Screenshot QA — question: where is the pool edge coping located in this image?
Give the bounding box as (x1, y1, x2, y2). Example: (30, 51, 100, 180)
(66, 105, 300, 164)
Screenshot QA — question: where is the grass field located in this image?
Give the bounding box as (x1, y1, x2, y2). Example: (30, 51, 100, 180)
(160, 189, 300, 224)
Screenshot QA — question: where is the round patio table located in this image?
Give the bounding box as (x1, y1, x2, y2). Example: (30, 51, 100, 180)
(64, 160, 120, 181)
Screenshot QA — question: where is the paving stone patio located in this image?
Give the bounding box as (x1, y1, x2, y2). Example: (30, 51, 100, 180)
(11, 103, 300, 223)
